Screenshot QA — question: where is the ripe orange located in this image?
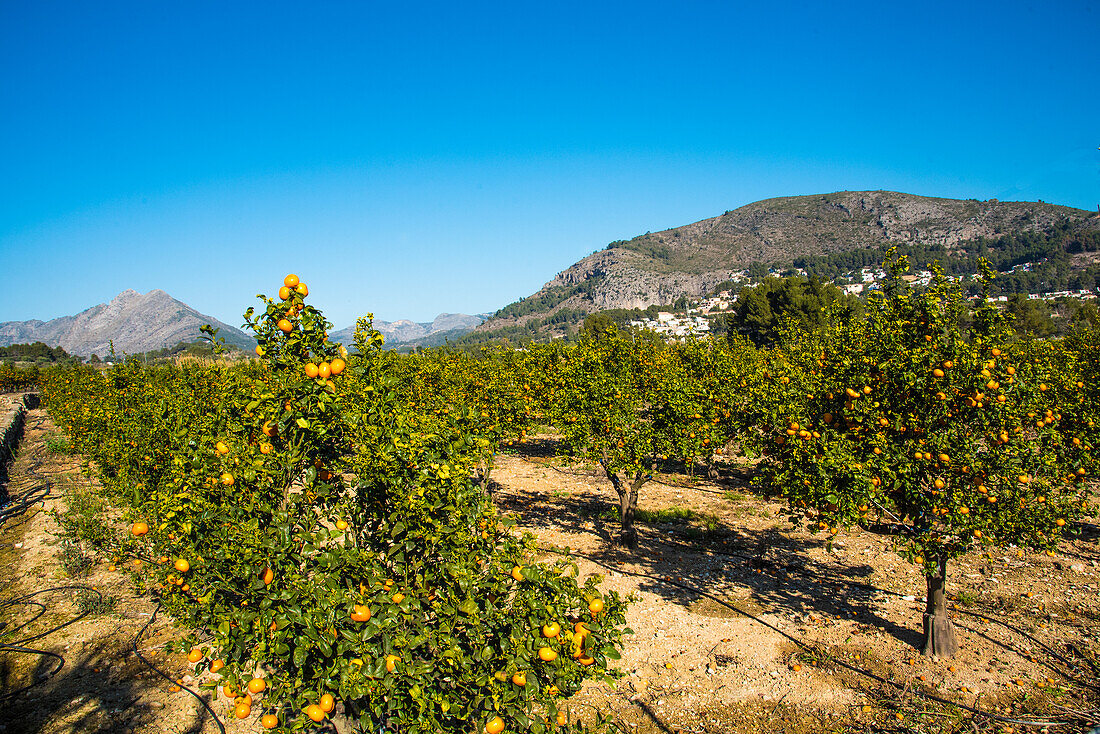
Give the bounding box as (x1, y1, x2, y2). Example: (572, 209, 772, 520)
(131, 522, 149, 536)
(318, 361, 331, 379)
(221, 472, 234, 486)
(210, 659, 225, 673)
(247, 677, 266, 694)
(385, 654, 399, 672)
(336, 519, 348, 530)
(578, 656, 595, 666)
(351, 604, 371, 622)
(262, 422, 278, 438)
(295, 282, 308, 297)
(215, 441, 229, 455)
(512, 671, 527, 686)
(283, 274, 299, 288)
(932, 368, 945, 378)
(330, 358, 345, 375)
(485, 716, 505, 734)
(538, 647, 558, 662)
(277, 318, 293, 333)
(262, 567, 274, 585)
(278, 286, 291, 300)
(556, 711, 567, 725)
(223, 684, 238, 699)
(392, 592, 405, 604)
(542, 622, 560, 638)
(320, 693, 335, 712)
(304, 363, 319, 378)
(261, 714, 278, 729)
(306, 704, 325, 722)
(588, 598, 605, 615)
(1056, 518, 1066, 526)
(234, 703, 251, 719)
(187, 648, 203, 663)
(255, 345, 265, 357)
(174, 558, 190, 573)
(511, 566, 524, 582)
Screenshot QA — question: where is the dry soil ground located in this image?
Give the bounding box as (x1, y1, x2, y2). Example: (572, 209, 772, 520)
(2, 411, 1099, 734)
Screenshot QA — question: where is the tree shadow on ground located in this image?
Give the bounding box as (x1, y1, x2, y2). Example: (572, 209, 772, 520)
(582, 526, 927, 653)
(494, 480, 619, 544)
(0, 631, 209, 734)
(496, 470, 928, 650)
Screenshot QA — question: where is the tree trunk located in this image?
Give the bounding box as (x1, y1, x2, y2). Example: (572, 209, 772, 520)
(921, 556, 958, 657)
(475, 455, 494, 498)
(601, 465, 646, 550)
(618, 480, 638, 549)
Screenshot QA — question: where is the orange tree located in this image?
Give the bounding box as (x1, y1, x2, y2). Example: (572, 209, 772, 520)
(649, 337, 771, 477)
(49, 276, 629, 733)
(0, 361, 38, 392)
(550, 328, 658, 549)
(758, 257, 1092, 657)
(1024, 329, 1100, 478)
(647, 340, 724, 476)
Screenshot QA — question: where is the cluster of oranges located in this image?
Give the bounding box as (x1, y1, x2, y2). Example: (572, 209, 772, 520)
(182, 644, 279, 728)
(275, 274, 308, 334)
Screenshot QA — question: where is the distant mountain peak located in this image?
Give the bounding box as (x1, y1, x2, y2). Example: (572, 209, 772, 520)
(0, 290, 254, 356)
(328, 312, 486, 347)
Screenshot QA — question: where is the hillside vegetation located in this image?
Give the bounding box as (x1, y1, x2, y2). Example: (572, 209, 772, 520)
(475, 191, 1096, 342)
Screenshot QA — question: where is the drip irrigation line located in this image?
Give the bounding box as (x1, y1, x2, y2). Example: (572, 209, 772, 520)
(0, 405, 101, 701)
(0, 586, 102, 700)
(131, 602, 226, 734)
(0, 402, 222, 734)
(541, 543, 1089, 730)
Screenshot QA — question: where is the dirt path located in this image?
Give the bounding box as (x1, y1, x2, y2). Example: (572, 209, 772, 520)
(2, 414, 1098, 734)
(491, 445, 1100, 733)
(0, 405, 243, 734)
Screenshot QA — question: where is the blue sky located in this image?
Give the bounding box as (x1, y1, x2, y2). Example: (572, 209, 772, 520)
(2, 1, 1098, 329)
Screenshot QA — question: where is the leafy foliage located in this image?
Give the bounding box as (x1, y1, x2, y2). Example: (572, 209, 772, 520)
(41, 279, 629, 734)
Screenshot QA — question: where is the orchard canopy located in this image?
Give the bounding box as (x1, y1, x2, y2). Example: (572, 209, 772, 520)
(31, 256, 1095, 734)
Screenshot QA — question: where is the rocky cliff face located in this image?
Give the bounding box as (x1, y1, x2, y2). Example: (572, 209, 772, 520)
(480, 191, 1092, 330)
(0, 289, 253, 357)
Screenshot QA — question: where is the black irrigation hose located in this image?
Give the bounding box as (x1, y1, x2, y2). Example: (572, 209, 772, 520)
(541, 542, 1094, 730)
(0, 586, 103, 700)
(132, 602, 226, 734)
(0, 408, 93, 700)
(1, 402, 226, 734)
(643, 529, 1100, 692)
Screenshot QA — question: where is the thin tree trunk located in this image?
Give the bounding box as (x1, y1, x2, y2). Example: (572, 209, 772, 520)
(601, 463, 647, 550)
(617, 477, 638, 549)
(475, 455, 494, 498)
(921, 556, 958, 657)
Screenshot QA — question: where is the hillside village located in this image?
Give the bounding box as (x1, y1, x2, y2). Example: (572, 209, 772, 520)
(627, 264, 1098, 339)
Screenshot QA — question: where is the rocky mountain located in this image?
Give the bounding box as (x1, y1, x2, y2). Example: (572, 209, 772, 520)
(0, 289, 254, 357)
(329, 313, 485, 347)
(479, 191, 1095, 334)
